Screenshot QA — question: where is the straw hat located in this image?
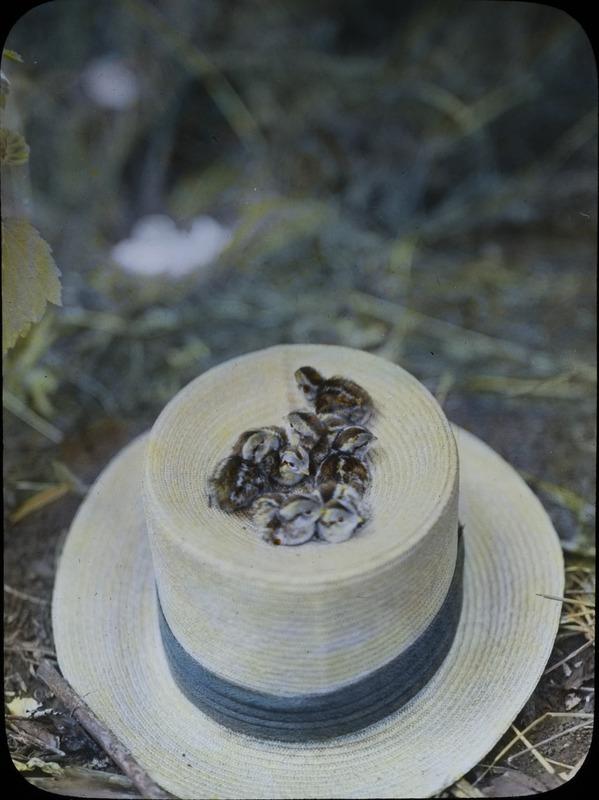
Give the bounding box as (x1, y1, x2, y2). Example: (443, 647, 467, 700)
(52, 344, 564, 798)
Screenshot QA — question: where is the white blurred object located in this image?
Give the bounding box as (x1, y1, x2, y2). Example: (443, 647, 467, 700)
(82, 57, 140, 110)
(111, 215, 232, 278)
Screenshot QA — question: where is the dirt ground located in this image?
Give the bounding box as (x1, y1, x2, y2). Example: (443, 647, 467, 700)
(3, 1, 596, 797)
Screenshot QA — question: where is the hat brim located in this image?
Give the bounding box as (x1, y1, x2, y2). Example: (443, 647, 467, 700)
(52, 424, 563, 798)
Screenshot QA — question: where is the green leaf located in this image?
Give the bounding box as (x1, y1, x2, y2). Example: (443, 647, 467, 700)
(2, 217, 62, 355)
(0, 127, 30, 165)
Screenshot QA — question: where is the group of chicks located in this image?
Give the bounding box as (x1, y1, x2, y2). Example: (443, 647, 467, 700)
(209, 366, 375, 545)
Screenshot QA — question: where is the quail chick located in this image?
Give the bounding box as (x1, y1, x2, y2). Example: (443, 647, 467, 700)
(251, 492, 285, 540)
(210, 455, 267, 512)
(316, 499, 363, 543)
(295, 366, 373, 424)
(315, 452, 370, 493)
(272, 444, 311, 487)
(233, 426, 286, 472)
(314, 377, 373, 424)
(306, 416, 350, 473)
(286, 411, 325, 448)
(319, 480, 366, 517)
(294, 366, 325, 402)
(270, 493, 322, 546)
(329, 426, 374, 458)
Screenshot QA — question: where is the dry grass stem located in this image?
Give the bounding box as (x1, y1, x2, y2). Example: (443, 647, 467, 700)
(544, 639, 594, 675)
(348, 290, 594, 372)
(4, 584, 51, 605)
(3, 390, 64, 443)
(538, 594, 594, 608)
(507, 721, 594, 764)
(445, 777, 486, 797)
(509, 724, 555, 774)
(474, 712, 593, 785)
(6, 643, 56, 655)
(9, 484, 73, 525)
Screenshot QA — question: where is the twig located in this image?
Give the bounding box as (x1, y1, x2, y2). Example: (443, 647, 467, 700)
(7, 720, 65, 756)
(37, 660, 176, 799)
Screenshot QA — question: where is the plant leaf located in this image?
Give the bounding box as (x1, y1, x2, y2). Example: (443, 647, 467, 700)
(2, 49, 23, 62)
(2, 217, 62, 355)
(1, 127, 30, 165)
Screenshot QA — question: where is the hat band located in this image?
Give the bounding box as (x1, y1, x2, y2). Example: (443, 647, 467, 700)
(158, 528, 464, 742)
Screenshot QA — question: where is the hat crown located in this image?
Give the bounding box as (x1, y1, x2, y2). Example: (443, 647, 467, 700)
(144, 345, 459, 697)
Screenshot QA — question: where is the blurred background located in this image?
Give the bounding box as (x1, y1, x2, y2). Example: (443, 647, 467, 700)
(3, 0, 596, 796)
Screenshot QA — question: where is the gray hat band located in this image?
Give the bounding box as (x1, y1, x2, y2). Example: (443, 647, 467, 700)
(157, 528, 464, 742)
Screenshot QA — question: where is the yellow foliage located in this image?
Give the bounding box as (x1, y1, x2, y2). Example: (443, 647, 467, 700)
(0, 127, 30, 165)
(2, 217, 62, 355)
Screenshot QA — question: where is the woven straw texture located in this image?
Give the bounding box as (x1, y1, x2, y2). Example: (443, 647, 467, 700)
(52, 346, 564, 798)
(144, 345, 459, 693)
